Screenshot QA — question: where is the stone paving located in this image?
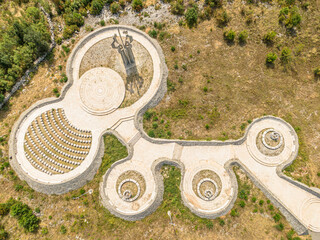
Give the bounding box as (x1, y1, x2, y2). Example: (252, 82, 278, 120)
(9, 25, 320, 237)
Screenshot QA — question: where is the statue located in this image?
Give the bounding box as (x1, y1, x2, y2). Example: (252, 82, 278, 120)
(111, 28, 135, 66)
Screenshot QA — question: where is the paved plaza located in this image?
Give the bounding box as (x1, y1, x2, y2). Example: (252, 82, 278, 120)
(9, 25, 320, 236)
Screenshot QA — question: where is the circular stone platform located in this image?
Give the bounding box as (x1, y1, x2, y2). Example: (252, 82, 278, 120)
(79, 67, 125, 115)
(246, 118, 297, 167)
(300, 198, 320, 232)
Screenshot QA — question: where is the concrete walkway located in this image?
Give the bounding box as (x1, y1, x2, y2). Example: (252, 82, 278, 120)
(9, 25, 320, 237)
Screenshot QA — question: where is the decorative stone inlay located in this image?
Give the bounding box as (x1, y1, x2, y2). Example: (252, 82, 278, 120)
(262, 129, 283, 150)
(118, 179, 141, 202)
(79, 67, 125, 116)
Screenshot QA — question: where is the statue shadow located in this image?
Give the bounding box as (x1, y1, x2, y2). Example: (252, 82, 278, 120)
(112, 33, 144, 96)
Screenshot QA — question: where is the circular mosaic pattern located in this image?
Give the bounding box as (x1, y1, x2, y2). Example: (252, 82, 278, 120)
(192, 170, 222, 201)
(79, 67, 125, 115)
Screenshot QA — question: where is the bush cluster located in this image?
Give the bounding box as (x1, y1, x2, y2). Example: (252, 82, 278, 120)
(223, 29, 236, 42)
(0, 7, 51, 98)
(263, 31, 277, 45)
(279, 7, 301, 29)
(0, 198, 40, 233)
(266, 52, 278, 64)
(185, 6, 198, 28)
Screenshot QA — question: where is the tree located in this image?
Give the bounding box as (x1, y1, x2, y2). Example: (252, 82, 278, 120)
(23, 23, 50, 55)
(132, 0, 143, 12)
(26, 7, 40, 21)
(64, 12, 84, 27)
(110, 2, 120, 14)
(171, 0, 185, 15)
(13, 45, 34, 70)
(63, 25, 79, 39)
(90, 0, 104, 15)
(185, 7, 198, 28)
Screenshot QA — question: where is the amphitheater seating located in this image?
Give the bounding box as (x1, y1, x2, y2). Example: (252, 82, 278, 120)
(24, 108, 92, 175)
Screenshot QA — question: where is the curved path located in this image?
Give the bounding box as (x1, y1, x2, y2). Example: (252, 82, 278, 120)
(8, 25, 320, 237)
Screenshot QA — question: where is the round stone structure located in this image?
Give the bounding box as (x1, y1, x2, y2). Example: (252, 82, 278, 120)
(79, 67, 125, 115)
(197, 178, 219, 201)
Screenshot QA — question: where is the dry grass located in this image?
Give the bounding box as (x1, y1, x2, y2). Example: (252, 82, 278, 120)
(144, 0, 320, 188)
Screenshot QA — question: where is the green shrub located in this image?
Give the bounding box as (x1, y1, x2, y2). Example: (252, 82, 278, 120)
(251, 196, 257, 202)
(60, 225, 67, 234)
(230, 208, 239, 217)
(205, 124, 210, 130)
(219, 219, 225, 226)
(90, 0, 105, 15)
(185, 7, 198, 28)
(0, 228, 8, 240)
(167, 80, 176, 92)
(171, 0, 185, 15)
(62, 45, 70, 53)
(110, 2, 120, 14)
(259, 199, 264, 206)
(182, 64, 187, 70)
(239, 200, 246, 208)
(18, 212, 40, 232)
(14, 184, 23, 191)
(41, 227, 48, 235)
(263, 31, 276, 45)
(132, 0, 143, 12)
(148, 130, 155, 137)
(314, 67, 320, 78)
(152, 123, 158, 129)
(266, 52, 277, 64)
(216, 9, 230, 26)
(206, 221, 213, 229)
(56, 37, 62, 45)
(64, 12, 84, 27)
(279, 7, 301, 29)
(273, 213, 281, 222)
(238, 30, 248, 43)
(280, 47, 292, 64)
(144, 111, 153, 120)
(100, 20, 106, 26)
(275, 222, 284, 231)
(268, 204, 274, 211)
(0, 204, 10, 216)
(148, 30, 158, 38)
(0, 94, 4, 103)
(205, 0, 222, 8)
(80, 189, 85, 195)
(10, 201, 39, 232)
(223, 29, 236, 42)
(63, 25, 79, 39)
(171, 46, 176, 52)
